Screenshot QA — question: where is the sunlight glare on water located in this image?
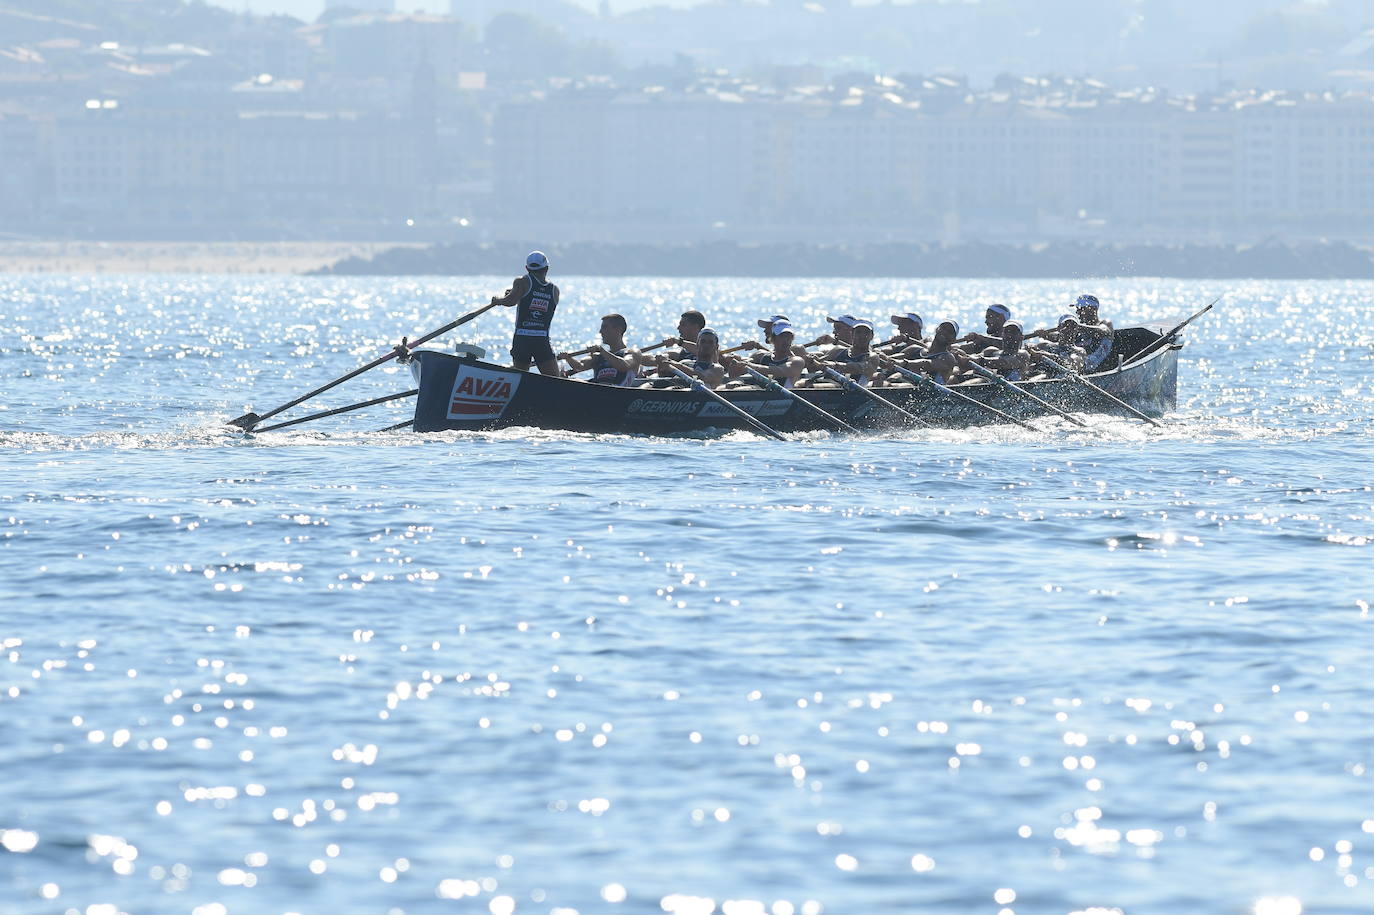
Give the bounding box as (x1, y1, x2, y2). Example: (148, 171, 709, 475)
(1, 275, 1373, 913)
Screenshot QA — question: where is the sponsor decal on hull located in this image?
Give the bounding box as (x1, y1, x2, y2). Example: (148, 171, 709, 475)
(447, 365, 521, 421)
(626, 398, 794, 420)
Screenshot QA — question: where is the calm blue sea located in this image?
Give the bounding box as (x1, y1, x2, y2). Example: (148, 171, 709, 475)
(1, 275, 1372, 915)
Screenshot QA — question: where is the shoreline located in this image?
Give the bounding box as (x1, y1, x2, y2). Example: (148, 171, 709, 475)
(4, 238, 1374, 279)
(0, 241, 426, 276)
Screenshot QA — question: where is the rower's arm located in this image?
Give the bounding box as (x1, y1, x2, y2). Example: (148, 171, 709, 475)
(600, 349, 636, 372)
(491, 276, 527, 308)
(560, 351, 593, 373)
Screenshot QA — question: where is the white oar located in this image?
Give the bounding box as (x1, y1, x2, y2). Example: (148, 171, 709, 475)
(667, 363, 786, 441)
(818, 366, 929, 428)
(878, 355, 1036, 430)
(740, 366, 858, 434)
(964, 363, 1089, 428)
(1033, 354, 1161, 427)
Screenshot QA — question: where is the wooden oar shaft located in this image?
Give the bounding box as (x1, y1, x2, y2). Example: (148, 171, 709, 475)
(742, 366, 858, 434)
(253, 389, 419, 433)
(1034, 354, 1161, 427)
(566, 338, 675, 359)
(230, 300, 499, 429)
(967, 363, 1087, 427)
(668, 364, 785, 440)
(820, 366, 928, 427)
(878, 355, 1036, 430)
(1122, 296, 1220, 367)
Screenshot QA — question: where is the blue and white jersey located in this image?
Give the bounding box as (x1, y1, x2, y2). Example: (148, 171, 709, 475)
(514, 273, 559, 338)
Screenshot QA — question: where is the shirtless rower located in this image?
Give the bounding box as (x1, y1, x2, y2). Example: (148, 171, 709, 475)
(559, 314, 641, 386)
(492, 250, 562, 376)
(1072, 295, 1115, 371)
(660, 327, 726, 389)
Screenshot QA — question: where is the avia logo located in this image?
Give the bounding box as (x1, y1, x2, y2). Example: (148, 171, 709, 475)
(455, 377, 512, 399)
(448, 366, 522, 421)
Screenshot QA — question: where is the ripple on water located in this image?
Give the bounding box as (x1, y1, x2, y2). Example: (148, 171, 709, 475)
(1, 276, 1373, 912)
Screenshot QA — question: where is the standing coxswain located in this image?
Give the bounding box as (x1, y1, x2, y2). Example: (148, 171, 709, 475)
(491, 251, 561, 376)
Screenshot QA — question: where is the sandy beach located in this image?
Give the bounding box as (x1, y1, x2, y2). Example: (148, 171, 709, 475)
(0, 241, 421, 275)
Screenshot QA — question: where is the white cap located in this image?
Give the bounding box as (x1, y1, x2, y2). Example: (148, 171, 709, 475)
(525, 250, 548, 271)
(826, 314, 857, 326)
(1003, 320, 1023, 334)
(891, 312, 923, 326)
(770, 321, 795, 336)
(987, 304, 1011, 320)
(758, 313, 790, 329)
(1058, 313, 1077, 326)
(697, 327, 719, 341)
(937, 319, 960, 337)
(851, 319, 876, 332)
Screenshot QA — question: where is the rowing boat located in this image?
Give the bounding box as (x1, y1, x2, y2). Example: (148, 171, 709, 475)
(405, 325, 1180, 434)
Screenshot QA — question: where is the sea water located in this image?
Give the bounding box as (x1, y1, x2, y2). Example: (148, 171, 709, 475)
(1, 275, 1372, 915)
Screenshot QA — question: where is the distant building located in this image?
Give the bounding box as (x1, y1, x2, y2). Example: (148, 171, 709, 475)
(326, 14, 467, 87)
(47, 99, 432, 226)
(325, 0, 397, 11)
(494, 80, 1374, 241)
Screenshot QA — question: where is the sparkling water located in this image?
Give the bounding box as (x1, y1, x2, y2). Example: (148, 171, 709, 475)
(1, 275, 1372, 915)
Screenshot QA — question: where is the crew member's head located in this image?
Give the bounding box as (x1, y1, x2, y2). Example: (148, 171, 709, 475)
(757, 313, 790, 343)
(850, 320, 876, 350)
(696, 328, 720, 362)
(934, 319, 960, 346)
(985, 304, 1011, 335)
(678, 310, 706, 341)
(891, 312, 924, 339)
(600, 313, 627, 344)
(1074, 295, 1099, 321)
(770, 320, 795, 352)
(1001, 320, 1024, 352)
(827, 314, 856, 344)
(526, 250, 549, 276)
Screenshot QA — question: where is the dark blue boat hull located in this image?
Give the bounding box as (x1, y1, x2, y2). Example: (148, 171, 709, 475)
(408, 327, 1179, 435)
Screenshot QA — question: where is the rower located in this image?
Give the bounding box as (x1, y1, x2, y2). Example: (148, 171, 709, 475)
(492, 250, 561, 376)
(559, 314, 641, 386)
(809, 318, 879, 385)
(661, 327, 726, 389)
(893, 319, 967, 385)
(739, 320, 805, 388)
(970, 320, 1032, 381)
(810, 314, 857, 356)
(959, 304, 1012, 352)
(885, 312, 927, 357)
(1072, 295, 1115, 372)
(1028, 314, 1088, 372)
(665, 309, 707, 360)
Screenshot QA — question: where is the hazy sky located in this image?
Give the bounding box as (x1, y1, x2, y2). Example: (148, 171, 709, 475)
(208, 0, 615, 15)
